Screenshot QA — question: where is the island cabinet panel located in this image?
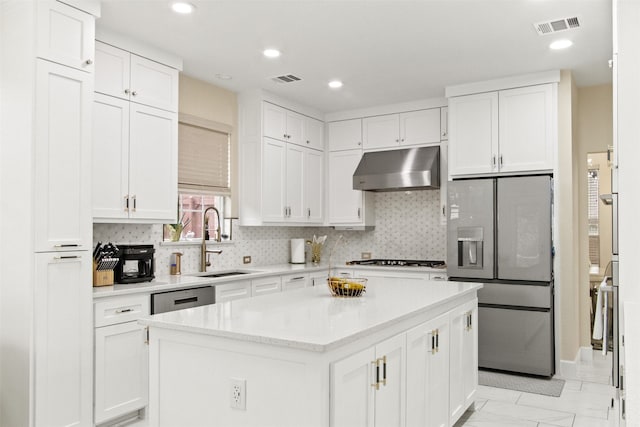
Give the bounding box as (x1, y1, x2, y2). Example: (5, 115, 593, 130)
(332, 347, 376, 427)
(406, 313, 450, 427)
(449, 300, 478, 426)
(332, 334, 405, 427)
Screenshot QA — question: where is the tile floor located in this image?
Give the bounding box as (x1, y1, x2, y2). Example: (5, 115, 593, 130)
(455, 352, 619, 427)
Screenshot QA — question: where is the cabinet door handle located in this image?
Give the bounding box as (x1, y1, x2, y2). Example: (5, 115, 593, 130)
(371, 360, 380, 390)
(116, 308, 133, 314)
(431, 331, 436, 354)
(380, 356, 387, 386)
(306, 140, 310, 144)
(395, 139, 399, 143)
(124, 89, 130, 95)
(357, 141, 362, 146)
(131, 91, 138, 97)
(144, 327, 149, 345)
(131, 195, 137, 212)
(124, 195, 129, 211)
(435, 329, 439, 352)
(400, 138, 404, 142)
(307, 208, 311, 218)
(357, 207, 361, 219)
(492, 155, 497, 168)
(84, 59, 93, 65)
(499, 155, 503, 167)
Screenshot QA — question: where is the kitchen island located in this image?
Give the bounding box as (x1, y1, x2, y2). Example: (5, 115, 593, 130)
(140, 279, 482, 427)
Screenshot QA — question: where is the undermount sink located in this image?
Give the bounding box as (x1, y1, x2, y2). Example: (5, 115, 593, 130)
(189, 270, 259, 278)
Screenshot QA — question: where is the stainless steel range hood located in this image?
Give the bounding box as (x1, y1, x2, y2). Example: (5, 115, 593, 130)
(353, 146, 440, 191)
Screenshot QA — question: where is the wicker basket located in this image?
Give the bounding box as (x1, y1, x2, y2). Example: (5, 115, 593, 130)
(327, 277, 367, 297)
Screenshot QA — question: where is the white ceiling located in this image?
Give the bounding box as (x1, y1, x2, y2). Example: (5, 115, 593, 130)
(97, 0, 612, 114)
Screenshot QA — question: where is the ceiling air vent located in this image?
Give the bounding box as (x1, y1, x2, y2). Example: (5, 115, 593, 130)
(271, 74, 303, 84)
(534, 16, 581, 35)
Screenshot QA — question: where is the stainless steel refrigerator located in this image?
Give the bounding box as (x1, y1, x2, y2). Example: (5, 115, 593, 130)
(447, 175, 555, 377)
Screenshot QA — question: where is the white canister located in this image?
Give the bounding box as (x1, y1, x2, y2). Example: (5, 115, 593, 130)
(290, 238, 305, 264)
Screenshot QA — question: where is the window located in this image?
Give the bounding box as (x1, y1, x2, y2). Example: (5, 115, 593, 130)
(164, 114, 233, 242)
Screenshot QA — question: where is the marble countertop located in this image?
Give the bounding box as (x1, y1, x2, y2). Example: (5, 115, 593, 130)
(92, 262, 446, 299)
(139, 280, 481, 352)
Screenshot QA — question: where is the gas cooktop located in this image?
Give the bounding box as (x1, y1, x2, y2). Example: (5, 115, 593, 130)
(346, 259, 446, 268)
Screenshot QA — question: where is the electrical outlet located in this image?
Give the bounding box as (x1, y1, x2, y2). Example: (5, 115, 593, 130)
(230, 378, 246, 410)
(361, 252, 372, 260)
(243, 256, 252, 264)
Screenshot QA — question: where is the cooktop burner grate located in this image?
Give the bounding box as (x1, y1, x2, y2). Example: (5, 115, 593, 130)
(346, 259, 446, 268)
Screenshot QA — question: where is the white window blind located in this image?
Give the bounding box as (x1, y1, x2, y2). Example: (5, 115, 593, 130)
(178, 120, 230, 195)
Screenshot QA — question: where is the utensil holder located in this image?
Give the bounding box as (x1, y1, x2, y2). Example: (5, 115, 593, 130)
(93, 261, 114, 287)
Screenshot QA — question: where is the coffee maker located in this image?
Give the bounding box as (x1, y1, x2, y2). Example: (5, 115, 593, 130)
(114, 244, 155, 284)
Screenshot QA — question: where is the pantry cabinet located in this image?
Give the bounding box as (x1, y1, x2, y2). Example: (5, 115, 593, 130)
(363, 109, 441, 150)
(94, 41, 179, 112)
(94, 294, 150, 424)
(406, 313, 450, 427)
(93, 93, 178, 222)
(37, 0, 95, 72)
(449, 300, 478, 425)
(35, 252, 93, 427)
(448, 83, 554, 177)
(332, 334, 406, 427)
(34, 59, 93, 252)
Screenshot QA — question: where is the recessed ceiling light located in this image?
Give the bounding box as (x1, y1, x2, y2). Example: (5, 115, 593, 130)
(171, 2, 194, 14)
(215, 74, 232, 80)
(328, 80, 343, 89)
(263, 49, 281, 58)
(549, 39, 573, 50)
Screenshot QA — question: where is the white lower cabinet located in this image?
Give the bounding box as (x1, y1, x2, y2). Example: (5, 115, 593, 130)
(406, 313, 450, 427)
(94, 294, 150, 425)
(94, 322, 149, 424)
(281, 273, 309, 291)
(251, 276, 282, 296)
(35, 252, 92, 427)
(449, 300, 478, 425)
(332, 334, 406, 427)
(215, 280, 252, 302)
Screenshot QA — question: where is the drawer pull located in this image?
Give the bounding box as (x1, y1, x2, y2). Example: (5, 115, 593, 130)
(54, 255, 80, 260)
(175, 297, 198, 305)
(290, 276, 304, 281)
(54, 244, 79, 248)
(115, 308, 133, 314)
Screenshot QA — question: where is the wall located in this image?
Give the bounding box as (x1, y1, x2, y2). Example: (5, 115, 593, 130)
(573, 84, 613, 349)
(94, 189, 446, 275)
(178, 75, 239, 216)
(556, 70, 581, 364)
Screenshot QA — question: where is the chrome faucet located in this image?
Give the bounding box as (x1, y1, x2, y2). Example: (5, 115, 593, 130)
(201, 207, 222, 272)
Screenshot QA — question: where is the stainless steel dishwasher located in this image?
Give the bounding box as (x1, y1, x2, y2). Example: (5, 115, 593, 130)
(151, 286, 215, 314)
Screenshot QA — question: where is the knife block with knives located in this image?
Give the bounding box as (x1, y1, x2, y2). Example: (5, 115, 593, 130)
(93, 242, 120, 287)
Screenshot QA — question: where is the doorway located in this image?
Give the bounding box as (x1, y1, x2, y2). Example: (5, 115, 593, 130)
(586, 152, 613, 352)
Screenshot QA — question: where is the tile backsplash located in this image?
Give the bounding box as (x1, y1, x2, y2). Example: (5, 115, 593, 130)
(93, 190, 446, 275)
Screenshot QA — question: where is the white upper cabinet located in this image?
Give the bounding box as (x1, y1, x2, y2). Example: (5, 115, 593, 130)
(93, 94, 130, 220)
(328, 149, 374, 226)
(328, 119, 362, 151)
(34, 60, 92, 252)
(263, 102, 304, 146)
(363, 109, 441, 150)
(440, 107, 449, 140)
(37, 0, 95, 72)
(448, 83, 555, 177)
(498, 84, 554, 172)
(363, 114, 400, 150)
(95, 41, 130, 100)
(128, 104, 178, 221)
(303, 116, 325, 151)
(94, 41, 179, 112)
(448, 91, 499, 176)
(262, 137, 287, 222)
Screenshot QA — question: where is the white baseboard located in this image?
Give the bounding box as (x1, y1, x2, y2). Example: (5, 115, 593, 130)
(558, 346, 593, 379)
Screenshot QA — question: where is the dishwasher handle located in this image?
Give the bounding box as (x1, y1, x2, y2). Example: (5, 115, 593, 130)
(151, 286, 216, 314)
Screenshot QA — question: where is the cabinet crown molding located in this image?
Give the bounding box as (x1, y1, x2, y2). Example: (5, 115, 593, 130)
(445, 70, 561, 98)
